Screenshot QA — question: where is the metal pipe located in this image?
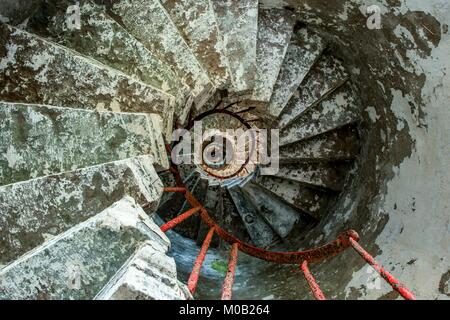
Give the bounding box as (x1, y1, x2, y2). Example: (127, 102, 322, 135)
(301, 261, 326, 300)
(163, 187, 186, 193)
(160, 206, 201, 233)
(348, 237, 416, 300)
(188, 227, 216, 294)
(221, 243, 239, 300)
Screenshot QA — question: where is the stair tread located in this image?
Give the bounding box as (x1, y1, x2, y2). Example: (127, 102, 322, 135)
(211, 0, 258, 92)
(278, 54, 349, 129)
(228, 187, 279, 248)
(24, 0, 187, 99)
(160, 0, 230, 88)
(221, 190, 252, 244)
(268, 29, 325, 118)
(255, 176, 328, 220)
(0, 102, 168, 186)
(106, 0, 211, 98)
(279, 124, 360, 161)
(273, 163, 351, 191)
(0, 196, 169, 300)
(96, 241, 191, 300)
(0, 23, 175, 131)
(280, 83, 360, 146)
(241, 183, 312, 238)
(252, 8, 294, 102)
(0, 155, 162, 265)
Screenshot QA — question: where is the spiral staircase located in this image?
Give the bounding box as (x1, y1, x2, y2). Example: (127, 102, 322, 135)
(0, 0, 426, 300)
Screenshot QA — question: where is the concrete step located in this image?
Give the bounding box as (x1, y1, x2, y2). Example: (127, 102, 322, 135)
(96, 241, 191, 300)
(254, 176, 329, 220)
(228, 187, 279, 248)
(0, 196, 169, 300)
(279, 124, 360, 162)
(280, 83, 360, 146)
(0, 23, 175, 133)
(252, 8, 294, 102)
(211, 0, 258, 92)
(268, 29, 325, 118)
(0, 102, 169, 186)
(0, 155, 163, 265)
(23, 0, 187, 101)
(160, 0, 230, 88)
(273, 163, 351, 192)
(221, 190, 253, 245)
(241, 183, 312, 239)
(105, 0, 211, 99)
(277, 54, 349, 129)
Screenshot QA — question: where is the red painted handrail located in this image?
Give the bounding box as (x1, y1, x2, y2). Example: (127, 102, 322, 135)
(188, 227, 216, 294)
(301, 261, 326, 300)
(163, 187, 186, 193)
(221, 243, 239, 300)
(167, 181, 357, 264)
(159, 145, 416, 300)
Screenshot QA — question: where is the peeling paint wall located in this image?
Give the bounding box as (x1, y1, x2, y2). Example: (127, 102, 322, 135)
(252, 0, 450, 300)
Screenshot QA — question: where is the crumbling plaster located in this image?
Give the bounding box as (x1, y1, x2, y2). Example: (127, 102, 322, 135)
(255, 0, 450, 300)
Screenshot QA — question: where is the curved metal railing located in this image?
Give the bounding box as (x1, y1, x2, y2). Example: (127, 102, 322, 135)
(159, 153, 416, 300)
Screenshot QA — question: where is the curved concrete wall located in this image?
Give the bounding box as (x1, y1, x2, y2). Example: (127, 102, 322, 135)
(252, 0, 450, 300)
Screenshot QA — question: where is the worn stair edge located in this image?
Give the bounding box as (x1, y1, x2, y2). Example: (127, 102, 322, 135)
(95, 241, 191, 300)
(279, 124, 360, 162)
(105, 0, 212, 98)
(22, 0, 188, 100)
(0, 196, 169, 300)
(277, 55, 349, 129)
(268, 29, 325, 118)
(0, 23, 176, 122)
(252, 8, 294, 102)
(211, 0, 258, 93)
(160, 0, 230, 88)
(228, 187, 279, 248)
(0, 155, 163, 265)
(254, 175, 328, 220)
(221, 190, 253, 245)
(241, 183, 304, 239)
(280, 84, 360, 146)
(0, 102, 169, 186)
(273, 163, 350, 192)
